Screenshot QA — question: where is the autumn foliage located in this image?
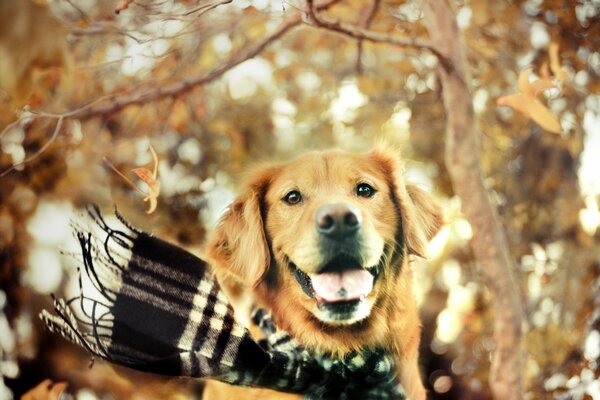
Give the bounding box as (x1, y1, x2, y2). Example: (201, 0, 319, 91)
(1, 1, 599, 399)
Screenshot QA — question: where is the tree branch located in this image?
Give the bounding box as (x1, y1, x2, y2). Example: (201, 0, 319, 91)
(64, 0, 341, 120)
(304, 0, 449, 65)
(0, 116, 64, 177)
(71, 20, 297, 120)
(356, 0, 380, 74)
(421, 1, 524, 399)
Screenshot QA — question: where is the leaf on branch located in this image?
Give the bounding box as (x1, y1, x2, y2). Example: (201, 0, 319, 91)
(104, 145, 160, 214)
(497, 68, 562, 134)
(21, 379, 68, 400)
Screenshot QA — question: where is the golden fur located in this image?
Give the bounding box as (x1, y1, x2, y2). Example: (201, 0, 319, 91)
(204, 148, 443, 400)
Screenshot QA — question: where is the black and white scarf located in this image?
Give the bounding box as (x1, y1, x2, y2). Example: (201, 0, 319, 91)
(40, 206, 407, 399)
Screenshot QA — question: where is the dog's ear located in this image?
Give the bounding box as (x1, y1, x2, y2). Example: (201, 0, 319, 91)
(206, 166, 279, 288)
(403, 184, 444, 257)
(371, 147, 444, 258)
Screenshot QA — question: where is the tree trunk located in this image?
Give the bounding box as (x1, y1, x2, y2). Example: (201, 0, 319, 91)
(421, 1, 524, 399)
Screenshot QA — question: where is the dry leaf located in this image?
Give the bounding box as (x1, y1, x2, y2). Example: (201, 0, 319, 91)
(497, 68, 562, 134)
(130, 145, 160, 214)
(21, 379, 68, 400)
(525, 99, 562, 133)
(104, 145, 160, 214)
(131, 168, 160, 214)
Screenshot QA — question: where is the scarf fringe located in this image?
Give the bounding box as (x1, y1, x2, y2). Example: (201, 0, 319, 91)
(40, 205, 138, 363)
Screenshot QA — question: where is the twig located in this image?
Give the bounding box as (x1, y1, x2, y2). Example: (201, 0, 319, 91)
(0, 116, 64, 177)
(62, 0, 90, 23)
(183, 0, 233, 17)
(356, 0, 380, 74)
(103, 156, 146, 196)
(304, 0, 450, 67)
(67, 0, 342, 120)
(115, 0, 135, 14)
(70, 21, 296, 119)
(0, 0, 343, 177)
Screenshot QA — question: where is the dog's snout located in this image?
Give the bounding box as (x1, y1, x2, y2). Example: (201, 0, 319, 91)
(316, 203, 362, 239)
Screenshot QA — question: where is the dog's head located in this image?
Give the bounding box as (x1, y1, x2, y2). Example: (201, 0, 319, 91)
(207, 148, 442, 351)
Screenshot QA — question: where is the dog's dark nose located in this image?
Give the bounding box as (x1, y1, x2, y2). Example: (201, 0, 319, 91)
(315, 203, 362, 239)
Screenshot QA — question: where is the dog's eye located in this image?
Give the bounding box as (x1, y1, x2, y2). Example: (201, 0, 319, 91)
(356, 183, 376, 198)
(283, 190, 303, 205)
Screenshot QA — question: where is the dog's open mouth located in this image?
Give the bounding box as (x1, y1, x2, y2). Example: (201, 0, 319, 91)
(289, 255, 380, 306)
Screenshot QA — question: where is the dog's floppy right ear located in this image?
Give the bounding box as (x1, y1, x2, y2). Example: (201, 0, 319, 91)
(370, 146, 444, 258)
(206, 166, 280, 288)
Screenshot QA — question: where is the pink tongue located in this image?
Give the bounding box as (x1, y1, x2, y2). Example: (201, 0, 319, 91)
(310, 269, 374, 302)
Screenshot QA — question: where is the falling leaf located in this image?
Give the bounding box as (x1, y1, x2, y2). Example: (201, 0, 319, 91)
(549, 42, 568, 80)
(497, 68, 562, 134)
(130, 145, 160, 214)
(523, 97, 562, 133)
(104, 145, 160, 214)
(21, 379, 68, 400)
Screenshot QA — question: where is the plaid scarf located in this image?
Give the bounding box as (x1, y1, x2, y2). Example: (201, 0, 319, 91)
(40, 206, 407, 399)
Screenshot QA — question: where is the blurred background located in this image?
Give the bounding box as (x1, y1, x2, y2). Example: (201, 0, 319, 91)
(1, 0, 599, 399)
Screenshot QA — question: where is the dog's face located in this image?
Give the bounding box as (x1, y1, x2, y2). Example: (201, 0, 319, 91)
(262, 151, 401, 324)
(208, 148, 442, 351)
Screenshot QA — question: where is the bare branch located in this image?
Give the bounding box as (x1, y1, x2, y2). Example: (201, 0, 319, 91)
(183, 0, 233, 17)
(356, 0, 380, 74)
(70, 20, 298, 120)
(65, 0, 342, 120)
(1, 116, 64, 177)
(115, 0, 135, 15)
(421, 1, 524, 399)
(0, 0, 340, 176)
(304, 0, 448, 64)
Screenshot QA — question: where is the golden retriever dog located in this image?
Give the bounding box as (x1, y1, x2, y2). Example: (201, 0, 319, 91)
(203, 147, 443, 400)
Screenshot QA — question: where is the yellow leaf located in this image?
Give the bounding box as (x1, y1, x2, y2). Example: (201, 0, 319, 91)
(517, 67, 533, 95)
(130, 145, 160, 214)
(497, 68, 562, 134)
(145, 195, 158, 214)
(105, 145, 160, 214)
(523, 98, 562, 134)
(131, 167, 160, 196)
(496, 93, 529, 114)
